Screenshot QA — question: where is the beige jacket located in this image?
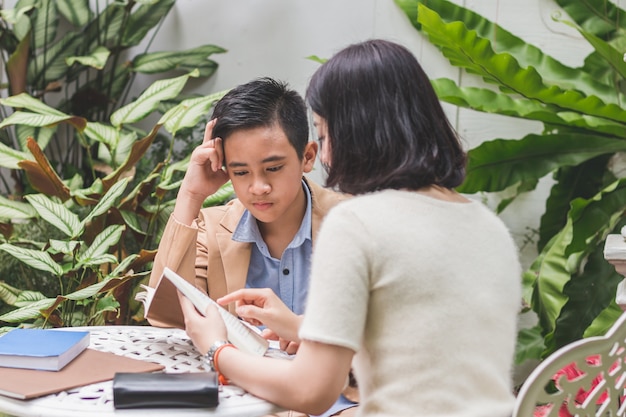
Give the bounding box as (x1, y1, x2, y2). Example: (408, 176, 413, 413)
(146, 177, 346, 328)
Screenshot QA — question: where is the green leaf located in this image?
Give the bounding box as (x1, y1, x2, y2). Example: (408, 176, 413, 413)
(515, 324, 545, 365)
(107, 254, 139, 277)
(24, 194, 82, 237)
(555, 0, 625, 37)
(0, 298, 56, 323)
(459, 134, 626, 193)
(132, 45, 226, 75)
(48, 239, 81, 254)
(1, 93, 66, 116)
(0, 111, 82, 129)
(110, 70, 199, 127)
(83, 122, 120, 149)
(14, 290, 47, 306)
(28, 31, 82, 89)
(15, 124, 56, 152)
(204, 182, 235, 207)
(584, 302, 623, 337)
(528, 179, 626, 355)
(160, 90, 227, 134)
(0, 243, 64, 276)
(553, 241, 623, 351)
(31, 0, 58, 51)
(78, 224, 125, 266)
(119, 210, 145, 236)
(432, 78, 626, 138)
(56, 0, 91, 26)
(79, 254, 118, 267)
(0, 282, 21, 306)
(81, 177, 129, 225)
(0, 195, 36, 220)
(560, 19, 626, 80)
(121, 0, 176, 47)
(0, 141, 31, 169)
(538, 156, 613, 251)
(66, 46, 110, 70)
(396, 0, 619, 104)
(416, 4, 626, 121)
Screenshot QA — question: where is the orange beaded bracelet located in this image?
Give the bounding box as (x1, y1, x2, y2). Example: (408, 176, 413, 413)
(213, 343, 235, 385)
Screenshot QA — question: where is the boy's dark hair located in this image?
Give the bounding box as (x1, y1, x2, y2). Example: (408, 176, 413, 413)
(211, 77, 309, 158)
(306, 39, 466, 194)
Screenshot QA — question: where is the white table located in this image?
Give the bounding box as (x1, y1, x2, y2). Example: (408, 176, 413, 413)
(0, 326, 282, 417)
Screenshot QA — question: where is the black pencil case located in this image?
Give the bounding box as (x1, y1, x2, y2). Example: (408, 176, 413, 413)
(113, 372, 219, 409)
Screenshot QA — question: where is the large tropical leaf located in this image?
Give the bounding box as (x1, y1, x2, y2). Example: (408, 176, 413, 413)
(0, 244, 63, 276)
(160, 90, 227, 134)
(80, 1, 125, 53)
(77, 225, 124, 267)
(27, 31, 82, 88)
(30, 0, 58, 52)
(416, 4, 626, 122)
(81, 177, 129, 226)
(459, 134, 626, 193)
(65, 46, 110, 70)
(0, 195, 36, 220)
(110, 70, 199, 127)
(526, 179, 626, 355)
(55, 0, 91, 27)
(132, 45, 226, 76)
(432, 78, 626, 138)
(554, 0, 626, 37)
(24, 194, 82, 237)
(121, 0, 176, 47)
(394, 0, 619, 103)
(538, 156, 614, 251)
(0, 298, 56, 323)
(0, 141, 31, 169)
(0, 282, 22, 306)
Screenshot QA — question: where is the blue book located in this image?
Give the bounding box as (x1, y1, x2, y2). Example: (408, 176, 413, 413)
(0, 329, 90, 371)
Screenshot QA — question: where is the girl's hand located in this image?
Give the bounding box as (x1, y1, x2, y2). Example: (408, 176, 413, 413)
(218, 288, 303, 344)
(261, 328, 300, 354)
(178, 291, 227, 355)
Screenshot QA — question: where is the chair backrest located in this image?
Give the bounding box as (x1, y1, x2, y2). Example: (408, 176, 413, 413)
(513, 313, 626, 417)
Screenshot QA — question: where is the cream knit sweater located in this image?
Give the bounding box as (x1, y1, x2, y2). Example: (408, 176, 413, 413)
(300, 189, 522, 417)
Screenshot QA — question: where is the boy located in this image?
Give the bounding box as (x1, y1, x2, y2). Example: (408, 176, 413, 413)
(146, 77, 356, 416)
(146, 77, 346, 328)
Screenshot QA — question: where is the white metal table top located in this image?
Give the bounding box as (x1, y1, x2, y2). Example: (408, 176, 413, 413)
(0, 325, 281, 417)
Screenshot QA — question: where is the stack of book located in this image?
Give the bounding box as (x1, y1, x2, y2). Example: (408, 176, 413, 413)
(0, 328, 164, 400)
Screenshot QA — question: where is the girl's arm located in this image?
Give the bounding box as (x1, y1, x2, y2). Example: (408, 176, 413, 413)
(179, 293, 354, 415)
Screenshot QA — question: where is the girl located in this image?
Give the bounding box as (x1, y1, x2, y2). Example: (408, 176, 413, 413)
(180, 39, 521, 417)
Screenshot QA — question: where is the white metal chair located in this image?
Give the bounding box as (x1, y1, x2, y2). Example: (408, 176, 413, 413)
(513, 313, 626, 417)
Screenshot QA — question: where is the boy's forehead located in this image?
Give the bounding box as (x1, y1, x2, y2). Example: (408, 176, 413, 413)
(223, 125, 299, 165)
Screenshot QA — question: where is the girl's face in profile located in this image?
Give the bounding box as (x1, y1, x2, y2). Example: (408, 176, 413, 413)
(313, 113, 331, 169)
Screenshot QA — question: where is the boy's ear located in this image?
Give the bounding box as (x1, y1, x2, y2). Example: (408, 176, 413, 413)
(302, 141, 318, 173)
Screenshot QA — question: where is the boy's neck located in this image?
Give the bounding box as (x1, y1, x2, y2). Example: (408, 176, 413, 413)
(257, 185, 308, 259)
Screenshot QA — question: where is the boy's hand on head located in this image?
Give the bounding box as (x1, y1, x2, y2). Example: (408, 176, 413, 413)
(174, 120, 229, 224)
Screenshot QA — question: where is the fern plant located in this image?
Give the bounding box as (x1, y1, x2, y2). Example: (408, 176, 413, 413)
(395, 0, 626, 362)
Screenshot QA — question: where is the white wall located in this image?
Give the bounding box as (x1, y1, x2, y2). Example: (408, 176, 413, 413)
(0, 0, 603, 268)
(137, 0, 597, 269)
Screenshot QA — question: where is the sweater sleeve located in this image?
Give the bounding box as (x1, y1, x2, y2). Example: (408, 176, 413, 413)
(299, 204, 370, 352)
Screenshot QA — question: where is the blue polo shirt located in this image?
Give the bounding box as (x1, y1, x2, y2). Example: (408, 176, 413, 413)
(231, 181, 312, 315)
